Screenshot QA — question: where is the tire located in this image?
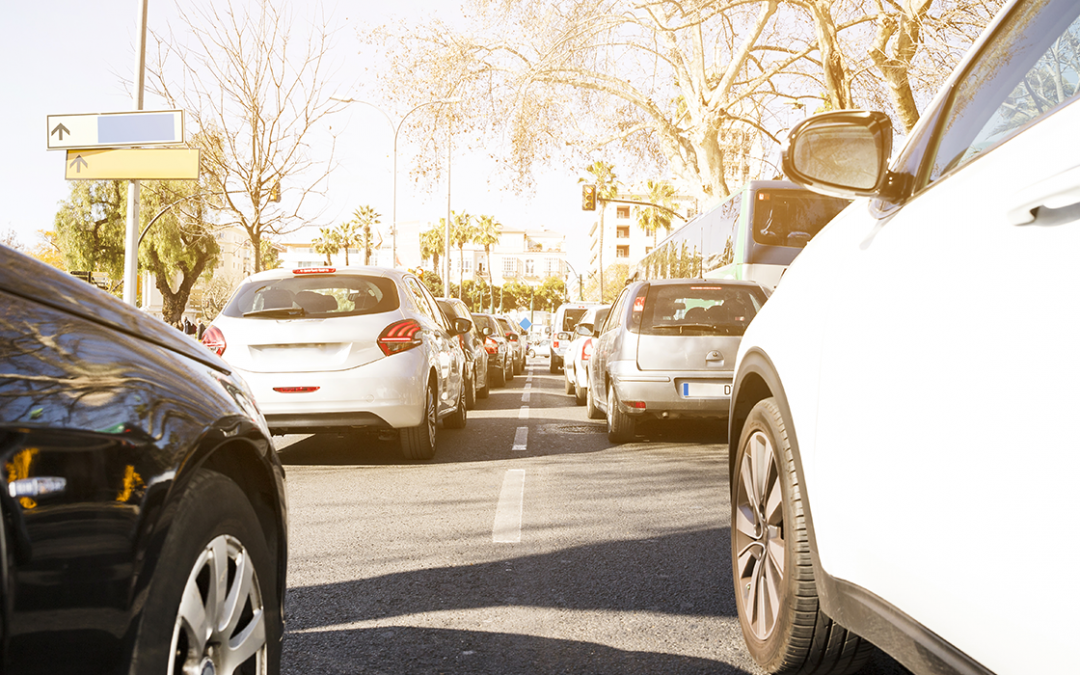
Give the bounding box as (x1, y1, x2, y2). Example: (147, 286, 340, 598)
(401, 382, 437, 459)
(132, 469, 280, 675)
(564, 371, 575, 395)
(586, 382, 603, 419)
(514, 354, 524, 375)
(527, 349, 535, 358)
(732, 398, 874, 675)
(491, 363, 505, 388)
(549, 355, 560, 374)
(606, 383, 635, 443)
(505, 358, 515, 382)
(444, 381, 467, 429)
(464, 368, 476, 409)
(574, 383, 587, 406)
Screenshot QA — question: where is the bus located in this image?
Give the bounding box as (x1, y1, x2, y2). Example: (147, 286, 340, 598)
(633, 180, 849, 289)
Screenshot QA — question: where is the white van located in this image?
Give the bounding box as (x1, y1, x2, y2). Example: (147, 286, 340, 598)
(549, 301, 603, 373)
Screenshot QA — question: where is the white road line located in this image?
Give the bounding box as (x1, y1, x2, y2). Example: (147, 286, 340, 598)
(492, 469, 525, 543)
(518, 406, 530, 419)
(512, 426, 528, 451)
(522, 384, 532, 403)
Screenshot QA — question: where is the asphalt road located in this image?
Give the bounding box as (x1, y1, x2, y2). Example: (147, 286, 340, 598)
(274, 358, 912, 675)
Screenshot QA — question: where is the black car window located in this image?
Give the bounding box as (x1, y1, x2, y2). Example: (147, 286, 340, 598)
(223, 274, 398, 319)
(603, 288, 631, 335)
(925, 0, 1080, 186)
(639, 284, 765, 337)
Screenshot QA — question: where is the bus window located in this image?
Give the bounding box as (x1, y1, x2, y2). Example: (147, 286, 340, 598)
(753, 190, 849, 249)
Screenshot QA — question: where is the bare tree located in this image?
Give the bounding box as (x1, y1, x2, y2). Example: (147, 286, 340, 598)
(149, 0, 341, 272)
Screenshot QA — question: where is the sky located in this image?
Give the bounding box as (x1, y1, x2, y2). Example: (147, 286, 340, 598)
(0, 0, 597, 272)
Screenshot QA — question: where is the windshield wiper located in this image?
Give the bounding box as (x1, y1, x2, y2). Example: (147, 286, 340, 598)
(243, 306, 306, 318)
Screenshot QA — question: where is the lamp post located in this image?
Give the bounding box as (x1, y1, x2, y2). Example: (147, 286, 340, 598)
(564, 260, 584, 301)
(331, 97, 460, 269)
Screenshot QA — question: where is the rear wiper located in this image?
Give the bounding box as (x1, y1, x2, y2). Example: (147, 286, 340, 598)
(243, 306, 306, 318)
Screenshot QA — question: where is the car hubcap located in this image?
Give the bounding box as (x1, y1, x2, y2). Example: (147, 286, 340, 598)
(171, 535, 266, 675)
(734, 430, 785, 640)
(426, 387, 437, 445)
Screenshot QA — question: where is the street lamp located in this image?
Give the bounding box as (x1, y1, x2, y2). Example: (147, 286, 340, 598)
(332, 97, 461, 269)
(564, 260, 584, 301)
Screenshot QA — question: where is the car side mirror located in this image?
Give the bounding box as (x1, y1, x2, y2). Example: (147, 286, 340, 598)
(481, 326, 492, 337)
(452, 317, 472, 336)
(506, 333, 519, 342)
(575, 323, 593, 337)
(782, 110, 894, 199)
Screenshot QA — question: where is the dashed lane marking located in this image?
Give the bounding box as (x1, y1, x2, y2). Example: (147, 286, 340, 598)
(492, 469, 525, 543)
(512, 426, 528, 451)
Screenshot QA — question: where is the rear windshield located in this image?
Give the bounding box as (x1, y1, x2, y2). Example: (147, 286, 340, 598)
(473, 315, 497, 334)
(752, 189, 849, 249)
(639, 284, 766, 337)
(222, 274, 399, 319)
(561, 308, 589, 331)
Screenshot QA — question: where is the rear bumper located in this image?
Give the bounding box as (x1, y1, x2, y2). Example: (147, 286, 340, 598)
(236, 351, 429, 433)
(610, 366, 733, 420)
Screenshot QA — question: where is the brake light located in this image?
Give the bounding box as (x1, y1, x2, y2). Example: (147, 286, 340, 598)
(378, 319, 423, 356)
(582, 338, 594, 361)
(484, 336, 500, 355)
(273, 386, 320, 393)
(293, 267, 335, 274)
(201, 325, 226, 357)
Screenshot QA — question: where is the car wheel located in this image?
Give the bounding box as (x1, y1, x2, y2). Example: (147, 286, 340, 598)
(732, 398, 874, 674)
(549, 355, 560, 374)
(564, 371, 575, 395)
(444, 380, 468, 429)
(464, 368, 476, 409)
(514, 354, 524, 375)
(586, 382, 603, 419)
(527, 349, 535, 358)
(505, 358, 515, 381)
(401, 381, 437, 459)
(131, 469, 280, 675)
(574, 383, 587, 406)
(606, 383, 635, 443)
(491, 363, 505, 388)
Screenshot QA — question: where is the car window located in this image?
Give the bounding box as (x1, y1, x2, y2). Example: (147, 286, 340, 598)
(603, 288, 630, 334)
(639, 284, 765, 337)
(403, 277, 442, 326)
(223, 274, 398, 319)
(925, 0, 1080, 185)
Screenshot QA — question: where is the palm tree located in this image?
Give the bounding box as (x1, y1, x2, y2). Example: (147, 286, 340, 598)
(448, 211, 475, 299)
(637, 180, 678, 245)
(579, 161, 619, 300)
(312, 226, 340, 265)
(419, 224, 444, 273)
(350, 206, 382, 265)
(335, 221, 359, 265)
(473, 214, 501, 312)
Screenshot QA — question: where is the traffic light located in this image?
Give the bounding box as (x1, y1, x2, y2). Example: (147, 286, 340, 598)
(581, 184, 597, 211)
(269, 181, 281, 203)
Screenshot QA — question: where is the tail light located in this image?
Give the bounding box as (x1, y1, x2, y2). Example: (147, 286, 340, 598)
(581, 338, 594, 361)
(201, 325, 226, 357)
(378, 319, 423, 356)
(484, 336, 501, 355)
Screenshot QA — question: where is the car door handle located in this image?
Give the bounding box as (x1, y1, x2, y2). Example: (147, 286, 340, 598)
(1007, 164, 1080, 225)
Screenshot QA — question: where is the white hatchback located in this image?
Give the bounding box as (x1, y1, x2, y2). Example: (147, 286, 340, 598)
(729, 1, 1080, 673)
(203, 266, 468, 459)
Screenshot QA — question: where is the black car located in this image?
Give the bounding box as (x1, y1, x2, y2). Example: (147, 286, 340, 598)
(436, 297, 490, 408)
(0, 245, 287, 673)
(471, 313, 513, 387)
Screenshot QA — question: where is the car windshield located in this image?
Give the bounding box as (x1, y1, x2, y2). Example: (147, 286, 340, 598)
(223, 274, 399, 319)
(639, 284, 766, 336)
(561, 308, 589, 331)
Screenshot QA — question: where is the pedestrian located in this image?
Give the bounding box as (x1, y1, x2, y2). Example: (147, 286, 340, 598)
(183, 318, 195, 335)
(197, 321, 206, 340)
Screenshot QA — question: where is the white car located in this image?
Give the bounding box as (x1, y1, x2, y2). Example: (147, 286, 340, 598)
(562, 304, 609, 410)
(728, 1, 1080, 674)
(203, 265, 469, 459)
(549, 301, 604, 372)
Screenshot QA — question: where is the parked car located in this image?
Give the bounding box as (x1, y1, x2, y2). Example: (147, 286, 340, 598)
(494, 314, 527, 375)
(0, 244, 287, 673)
(471, 313, 513, 386)
(527, 338, 551, 358)
(563, 304, 610, 409)
(728, 2, 1080, 673)
(437, 297, 490, 407)
(550, 301, 604, 373)
(589, 279, 768, 443)
(204, 265, 469, 460)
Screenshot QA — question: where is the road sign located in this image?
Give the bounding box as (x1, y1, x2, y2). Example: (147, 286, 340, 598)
(47, 110, 184, 150)
(65, 148, 200, 181)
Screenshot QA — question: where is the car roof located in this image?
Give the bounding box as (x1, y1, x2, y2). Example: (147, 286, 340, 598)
(241, 265, 406, 283)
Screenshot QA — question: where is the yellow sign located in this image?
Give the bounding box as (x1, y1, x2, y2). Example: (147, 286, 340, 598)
(65, 148, 200, 180)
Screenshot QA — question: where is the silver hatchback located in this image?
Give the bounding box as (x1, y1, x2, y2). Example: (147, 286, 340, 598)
(588, 279, 769, 443)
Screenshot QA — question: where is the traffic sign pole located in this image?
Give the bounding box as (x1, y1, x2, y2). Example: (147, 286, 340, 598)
(124, 0, 149, 307)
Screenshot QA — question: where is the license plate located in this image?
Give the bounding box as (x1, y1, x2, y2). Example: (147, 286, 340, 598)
(681, 381, 732, 398)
